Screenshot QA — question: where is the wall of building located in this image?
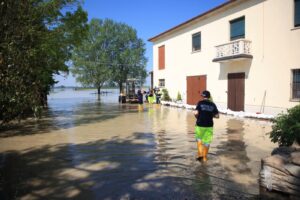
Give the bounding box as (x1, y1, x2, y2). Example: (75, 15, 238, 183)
(152, 0, 300, 115)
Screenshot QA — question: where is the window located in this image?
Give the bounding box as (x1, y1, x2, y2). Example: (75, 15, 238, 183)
(158, 45, 165, 70)
(230, 16, 245, 40)
(192, 32, 201, 51)
(159, 79, 165, 87)
(295, 0, 300, 27)
(292, 69, 300, 99)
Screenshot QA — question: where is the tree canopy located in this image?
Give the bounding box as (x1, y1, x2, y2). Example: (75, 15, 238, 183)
(71, 18, 147, 95)
(0, 0, 88, 124)
(71, 19, 115, 97)
(111, 22, 147, 93)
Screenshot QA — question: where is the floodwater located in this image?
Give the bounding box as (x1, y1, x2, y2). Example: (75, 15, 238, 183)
(0, 89, 285, 199)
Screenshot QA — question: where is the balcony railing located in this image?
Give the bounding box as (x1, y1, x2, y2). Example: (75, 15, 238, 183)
(213, 39, 253, 62)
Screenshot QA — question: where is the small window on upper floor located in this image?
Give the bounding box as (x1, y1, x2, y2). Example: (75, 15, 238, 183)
(159, 79, 165, 88)
(295, 0, 300, 27)
(230, 16, 245, 40)
(192, 32, 201, 52)
(292, 69, 300, 100)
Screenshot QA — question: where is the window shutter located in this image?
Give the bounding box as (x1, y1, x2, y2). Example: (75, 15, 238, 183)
(158, 45, 165, 70)
(295, 0, 300, 27)
(230, 17, 245, 40)
(192, 32, 201, 51)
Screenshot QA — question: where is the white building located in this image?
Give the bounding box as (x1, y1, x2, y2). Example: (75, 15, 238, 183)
(149, 0, 300, 115)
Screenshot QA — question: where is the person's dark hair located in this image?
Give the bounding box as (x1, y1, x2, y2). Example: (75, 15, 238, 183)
(201, 90, 211, 98)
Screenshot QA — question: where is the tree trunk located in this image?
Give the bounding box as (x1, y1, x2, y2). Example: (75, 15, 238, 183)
(97, 87, 101, 100)
(43, 93, 48, 108)
(119, 82, 123, 94)
(39, 88, 48, 108)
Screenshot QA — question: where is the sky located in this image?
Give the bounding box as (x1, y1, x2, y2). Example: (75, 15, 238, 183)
(54, 0, 228, 86)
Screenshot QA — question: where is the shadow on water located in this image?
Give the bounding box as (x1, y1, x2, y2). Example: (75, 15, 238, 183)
(0, 132, 216, 200)
(0, 92, 291, 199)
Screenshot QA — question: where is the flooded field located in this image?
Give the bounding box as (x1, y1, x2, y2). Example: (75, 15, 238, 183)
(0, 89, 284, 199)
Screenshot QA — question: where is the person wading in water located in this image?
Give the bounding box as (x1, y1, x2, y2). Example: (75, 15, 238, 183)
(194, 90, 219, 162)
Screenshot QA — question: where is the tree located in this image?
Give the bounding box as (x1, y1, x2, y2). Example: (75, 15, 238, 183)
(0, 0, 88, 124)
(71, 19, 114, 99)
(71, 19, 147, 95)
(110, 22, 147, 93)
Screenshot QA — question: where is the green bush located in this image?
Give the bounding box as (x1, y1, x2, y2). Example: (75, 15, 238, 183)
(270, 104, 300, 146)
(161, 88, 171, 101)
(176, 91, 182, 101)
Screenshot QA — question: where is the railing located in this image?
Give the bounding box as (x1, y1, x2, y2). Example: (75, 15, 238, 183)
(214, 39, 252, 60)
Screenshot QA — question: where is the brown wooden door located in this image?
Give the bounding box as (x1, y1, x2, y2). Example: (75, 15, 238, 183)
(228, 73, 245, 111)
(187, 75, 206, 105)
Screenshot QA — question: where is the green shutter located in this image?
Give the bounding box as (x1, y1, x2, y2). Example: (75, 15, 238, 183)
(192, 32, 201, 51)
(295, 0, 300, 27)
(230, 17, 245, 40)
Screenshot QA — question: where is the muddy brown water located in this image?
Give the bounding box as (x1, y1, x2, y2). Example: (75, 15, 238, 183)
(0, 89, 287, 199)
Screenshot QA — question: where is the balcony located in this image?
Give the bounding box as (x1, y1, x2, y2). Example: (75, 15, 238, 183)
(212, 39, 253, 63)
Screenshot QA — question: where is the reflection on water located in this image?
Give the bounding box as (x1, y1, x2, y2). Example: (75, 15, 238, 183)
(0, 89, 283, 199)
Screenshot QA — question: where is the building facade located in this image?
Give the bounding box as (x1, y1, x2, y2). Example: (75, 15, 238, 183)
(149, 0, 300, 115)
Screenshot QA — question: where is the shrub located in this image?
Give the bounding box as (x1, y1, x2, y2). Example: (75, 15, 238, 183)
(161, 88, 171, 101)
(269, 104, 300, 146)
(176, 92, 182, 101)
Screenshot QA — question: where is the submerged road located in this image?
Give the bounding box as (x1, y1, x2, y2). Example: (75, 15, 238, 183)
(0, 89, 285, 199)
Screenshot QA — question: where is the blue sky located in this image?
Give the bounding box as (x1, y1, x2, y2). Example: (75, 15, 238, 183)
(55, 0, 227, 86)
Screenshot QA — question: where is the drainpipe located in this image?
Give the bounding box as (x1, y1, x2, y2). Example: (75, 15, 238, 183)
(149, 71, 153, 90)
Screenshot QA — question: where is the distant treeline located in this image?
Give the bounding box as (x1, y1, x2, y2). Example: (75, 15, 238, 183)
(53, 86, 118, 90)
(53, 86, 150, 90)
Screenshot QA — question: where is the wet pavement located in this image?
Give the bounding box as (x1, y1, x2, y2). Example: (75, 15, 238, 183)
(0, 89, 288, 199)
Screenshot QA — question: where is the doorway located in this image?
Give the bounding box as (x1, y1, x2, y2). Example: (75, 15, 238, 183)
(228, 73, 245, 111)
(186, 75, 207, 105)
